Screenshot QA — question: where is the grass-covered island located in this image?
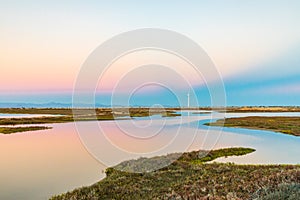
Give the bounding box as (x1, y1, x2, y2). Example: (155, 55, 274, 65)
(0, 126, 52, 134)
(207, 106, 300, 113)
(50, 147, 300, 200)
(205, 116, 300, 136)
(0, 108, 181, 134)
(0, 108, 181, 126)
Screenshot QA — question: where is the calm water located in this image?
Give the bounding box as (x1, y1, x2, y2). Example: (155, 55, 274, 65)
(0, 111, 299, 199)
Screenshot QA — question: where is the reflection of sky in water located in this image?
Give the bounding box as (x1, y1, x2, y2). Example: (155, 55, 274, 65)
(0, 112, 299, 199)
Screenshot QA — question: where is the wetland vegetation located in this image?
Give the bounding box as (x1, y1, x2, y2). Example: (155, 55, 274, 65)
(50, 147, 300, 200)
(0, 108, 181, 126)
(0, 126, 52, 134)
(205, 116, 300, 136)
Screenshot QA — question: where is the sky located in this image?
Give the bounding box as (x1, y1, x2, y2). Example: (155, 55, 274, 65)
(1, 0, 300, 106)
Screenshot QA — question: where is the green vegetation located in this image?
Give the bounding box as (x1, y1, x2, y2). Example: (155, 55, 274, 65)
(50, 147, 300, 199)
(252, 183, 300, 200)
(0, 108, 182, 133)
(205, 116, 300, 136)
(192, 111, 212, 115)
(166, 106, 300, 113)
(1, 106, 300, 115)
(112, 148, 255, 173)
(49, 147, 299, 199)
(221, 106, 300, 113)
(188, 147, 255, 164)
(0, 108, 181, 126)
(0, 126, 52, 134)
(180, 106, 300, 113)
(161, 112, 181, 117)
(0, 108, 74, 115)
(0, 115, 114, 126)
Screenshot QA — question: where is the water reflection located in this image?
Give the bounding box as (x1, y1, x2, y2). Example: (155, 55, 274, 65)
(0, 111, 299, 199)
(0, 122, 104, 200)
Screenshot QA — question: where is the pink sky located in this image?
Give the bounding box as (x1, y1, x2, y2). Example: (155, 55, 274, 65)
(1, 1, 300, 98)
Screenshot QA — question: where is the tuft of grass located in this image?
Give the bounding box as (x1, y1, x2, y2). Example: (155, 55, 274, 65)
(0, 126, 52, 134)
(252, 183, 300, 200)
(161, 112, 181, 117)
(188, 147, 255, 164)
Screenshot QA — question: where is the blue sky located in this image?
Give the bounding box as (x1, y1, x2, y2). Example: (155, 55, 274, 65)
(0, 0, 300, 106)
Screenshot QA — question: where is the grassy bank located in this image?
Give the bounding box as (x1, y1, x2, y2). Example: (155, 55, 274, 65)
(0, 108, 181, 126)
(2, 106, 300, 115)
(0, 126, 52, 134)
(0, 107, 180, 115)
(205, 116, 300, 136)
(50, 147, 300, 200)
(221, 106, 300, 113)
(0, 115, 115, 126)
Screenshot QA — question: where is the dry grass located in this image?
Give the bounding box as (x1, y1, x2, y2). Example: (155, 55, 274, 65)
(205, 116, 300, 136)
(50, 147, 299, 200)
(0, 126, 52, 134)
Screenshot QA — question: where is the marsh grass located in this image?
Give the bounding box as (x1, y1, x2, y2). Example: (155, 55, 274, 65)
(205, 116, 300, 136)
(48, 147, 300, 200)
(252, 183, 300, 200)
(0, 108, 181, 126)
(0, 126, 52, 134)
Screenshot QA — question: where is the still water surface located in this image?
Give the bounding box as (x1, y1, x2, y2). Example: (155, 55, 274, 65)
(0, 111, 299, 199)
